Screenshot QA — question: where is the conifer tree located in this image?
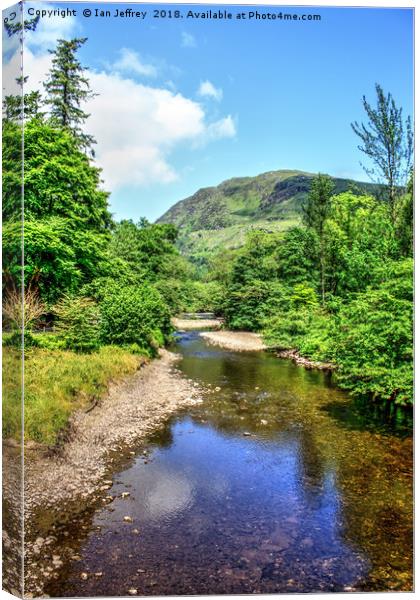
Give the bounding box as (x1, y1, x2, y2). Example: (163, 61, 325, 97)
(351, 84, 413, 222)
(44, 38, 96, 153)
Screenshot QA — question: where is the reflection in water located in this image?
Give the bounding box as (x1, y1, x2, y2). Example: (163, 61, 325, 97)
(47, 332, 413, 596)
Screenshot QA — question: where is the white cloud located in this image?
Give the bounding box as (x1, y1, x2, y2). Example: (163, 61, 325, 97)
(198, 80, 223, 102)
(111, 48, 157, 78)
(86, 70, 208, 188)
(181, 32, 196, 48)
(206, 115, 237, 140)
(4, 38, 237, 190)
(24, 3, 78, 53)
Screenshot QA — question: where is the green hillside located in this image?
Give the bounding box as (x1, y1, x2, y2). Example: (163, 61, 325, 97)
(157, 170, 379, 264)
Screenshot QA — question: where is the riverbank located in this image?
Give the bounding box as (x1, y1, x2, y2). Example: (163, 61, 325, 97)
(200, 330, 267, 351)
(3, 349, 204, 597)
(275, 349, 335, 371)
(171, 317, 223, 330)
(199, 330, 335, 371)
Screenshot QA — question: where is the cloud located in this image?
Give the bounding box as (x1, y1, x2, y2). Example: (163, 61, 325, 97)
(4, 36, 236, 191)
(181, 32, 196, 48)
(198, 80, 223, 102)
(86, 70, 209, 188)
(24, 3, 78, 53)
(110, 48, 157, 78)
(206, 115, 236, 140)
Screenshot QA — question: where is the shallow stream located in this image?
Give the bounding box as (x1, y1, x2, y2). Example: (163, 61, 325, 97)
(46, 331, 413, 595)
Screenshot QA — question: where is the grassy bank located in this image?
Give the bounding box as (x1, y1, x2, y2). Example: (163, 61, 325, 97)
(2, 345, 144, 445)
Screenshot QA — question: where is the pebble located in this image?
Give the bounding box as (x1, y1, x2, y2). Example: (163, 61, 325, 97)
(94, 572, 103, 578)
(128, 588, 138, 595)
(260, 419, 268, 425)
(215, 387, 221, 392)
(80, 573, 88, 580)
(123, 516, 133, 523)
(243, 432, 252, 436)
(121, 492, 130, 498)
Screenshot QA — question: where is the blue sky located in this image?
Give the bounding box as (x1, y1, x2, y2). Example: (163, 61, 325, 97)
(3, 2, 414, 222)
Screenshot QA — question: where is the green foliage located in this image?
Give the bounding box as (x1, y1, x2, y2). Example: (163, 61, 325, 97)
(395, 172, 413, 257)
(3, 119, 110, 226)
(324, 193, 398, 295)
(3, 218, 110, 304)
(3, 90, 45, 122)
(99, 284, 171, 355)
(3, 331, 39, 348)
(225, 280, 290, 331)
(222, 186, 413, 407)
(333, 260, 413, 406)
(277, 227, 318, 285)
(53, 296, 101, 353)
(187, 281, 225, 314)
(109, 219, 182, 283)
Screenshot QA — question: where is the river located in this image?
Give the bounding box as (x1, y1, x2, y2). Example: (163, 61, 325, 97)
(46, 331, 413, 596)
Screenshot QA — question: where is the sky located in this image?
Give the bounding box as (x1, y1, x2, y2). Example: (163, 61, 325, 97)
(2, 1, 414, 222)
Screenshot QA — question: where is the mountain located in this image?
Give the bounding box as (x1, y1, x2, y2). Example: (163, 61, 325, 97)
(157, 169, 379, 264)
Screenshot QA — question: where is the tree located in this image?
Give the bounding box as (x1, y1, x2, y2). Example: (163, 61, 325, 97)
(302, 174, 334, 304)
(351, 84, 413, 221)
(395, 170, 414, 257)
(44, 38, 96, 152)
(109, 219, 181, 282)
(2, 119, 110, 228)
(323, 192, 398, 296)
(3, 90, 44, 122)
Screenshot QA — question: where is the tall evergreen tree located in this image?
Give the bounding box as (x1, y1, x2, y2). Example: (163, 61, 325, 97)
(44, 38, 96, 152)
(351, 83, 413, 222)
(302, 174, 334, 304)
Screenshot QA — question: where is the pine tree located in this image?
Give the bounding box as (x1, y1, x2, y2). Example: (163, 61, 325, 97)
(351, 84, 413, 222)
(44, 38, 96, 153)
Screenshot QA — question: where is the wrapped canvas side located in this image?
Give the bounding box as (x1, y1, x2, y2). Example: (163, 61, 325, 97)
(2, 2, 24, 597)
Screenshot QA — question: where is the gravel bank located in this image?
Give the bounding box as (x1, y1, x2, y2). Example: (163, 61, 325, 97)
(200, 331, 267, 352)
(172, 317, 223, 330)
(3, 349, 204, 597)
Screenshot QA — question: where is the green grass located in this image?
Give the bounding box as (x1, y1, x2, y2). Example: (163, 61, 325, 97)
(2, 344, 144, 445)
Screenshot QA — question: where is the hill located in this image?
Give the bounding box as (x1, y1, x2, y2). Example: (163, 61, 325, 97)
(157, 170, 379, 265)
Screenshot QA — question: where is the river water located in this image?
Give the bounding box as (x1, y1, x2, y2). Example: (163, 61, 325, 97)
(47, 331, 413, 596)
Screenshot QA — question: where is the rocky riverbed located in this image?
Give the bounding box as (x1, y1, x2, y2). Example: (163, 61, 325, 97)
(3, 349, 204, 597)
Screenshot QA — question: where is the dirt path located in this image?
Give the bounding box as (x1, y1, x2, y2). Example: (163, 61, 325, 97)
(200, 330, 267, 352)
(3, 349, 204, 597)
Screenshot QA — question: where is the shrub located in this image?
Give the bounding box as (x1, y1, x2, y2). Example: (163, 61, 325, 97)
(53, 295, 101, 353)
(2, 285, 45, 332)
(100, 284, 171, 355)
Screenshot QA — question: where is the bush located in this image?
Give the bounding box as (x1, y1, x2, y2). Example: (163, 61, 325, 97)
(100, 284, 171, 355)
(3, 330, 39, 348)
(53, 295, 101, 353)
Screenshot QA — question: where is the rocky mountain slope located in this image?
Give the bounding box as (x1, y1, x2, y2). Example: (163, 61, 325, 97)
(157, 169, 378, 264)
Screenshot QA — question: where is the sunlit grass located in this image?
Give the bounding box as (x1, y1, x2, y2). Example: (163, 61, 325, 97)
(2, 345, 143, 445)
